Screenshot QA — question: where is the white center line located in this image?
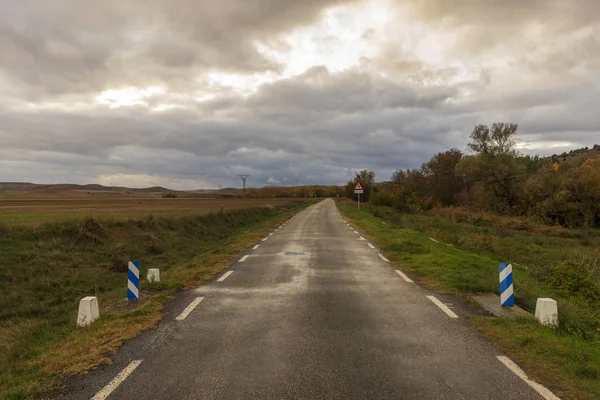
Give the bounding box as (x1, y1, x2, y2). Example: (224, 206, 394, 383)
(378, 254, 389, 262)
(217, 271, 234, 282)
(239, 255, 249, 262)
(359, 236, 366, 241)
(92, 360, 143, 400)
(367, 243, 375, 249)
(175, 297, 204, 321)
(426, 295, 459, 318)
(395, 269, 414, 283)
(496, 356, 560, 400)
(252, 244, 259, 250)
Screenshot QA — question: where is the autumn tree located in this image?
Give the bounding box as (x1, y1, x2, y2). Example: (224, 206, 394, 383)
(458, 123, 524, 212)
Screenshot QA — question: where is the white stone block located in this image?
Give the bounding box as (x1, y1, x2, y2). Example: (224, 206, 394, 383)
(535, 298, 558, 326)
(147, 268, 160, 283)
(77, 296, 99, 327)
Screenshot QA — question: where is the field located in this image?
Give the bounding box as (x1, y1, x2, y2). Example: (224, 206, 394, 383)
(0, 193, 312, 399)
(338, 201, 600, 399)
(0, 197, 295, 226)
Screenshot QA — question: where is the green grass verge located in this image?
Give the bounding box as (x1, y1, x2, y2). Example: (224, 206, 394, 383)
(0, 201, 311, 399)
(337, 201, 600, 400)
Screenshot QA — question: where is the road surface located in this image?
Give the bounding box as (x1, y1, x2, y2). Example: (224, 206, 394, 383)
(64, 199, 550, 399)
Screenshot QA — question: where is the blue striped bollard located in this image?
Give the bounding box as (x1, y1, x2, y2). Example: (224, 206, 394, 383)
(499, 263, 514, 307)
(128, 260, 140, 300)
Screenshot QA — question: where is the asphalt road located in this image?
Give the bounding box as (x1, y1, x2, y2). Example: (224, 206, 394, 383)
(63, 199, 549, 399)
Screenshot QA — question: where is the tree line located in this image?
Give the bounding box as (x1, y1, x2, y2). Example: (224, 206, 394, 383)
(347, 123, 600, 228)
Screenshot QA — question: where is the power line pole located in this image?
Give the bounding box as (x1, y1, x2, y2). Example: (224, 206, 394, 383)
(239, 175, 249, 192)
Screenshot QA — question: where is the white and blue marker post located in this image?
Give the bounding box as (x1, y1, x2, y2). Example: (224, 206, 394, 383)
(127, 260, 140, 301)
(499, 263, 514, 307)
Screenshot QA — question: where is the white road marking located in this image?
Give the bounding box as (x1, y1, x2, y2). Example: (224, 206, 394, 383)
(269, 233, 273, 236)
(367, 243, 375, 249)
(175, 297, 204, 321)
(378, 254, 389, 262)
(92, 360, 143, 400)
(252, 244, 259, 250)
(497, 356, 560, 400)
(262, 238, 268, 242)
(359, 236, 366, 241)
(395, 269, 414, 283)
(429, 237, 438, 243)
(239, 255, 249, 262)
(426, 296, 459, 318)
(217, 271, 234, 282)
(353, 230, 359, 234)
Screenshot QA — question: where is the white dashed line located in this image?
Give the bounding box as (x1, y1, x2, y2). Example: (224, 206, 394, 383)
(239, 255, 249, 262)
(395, 269, 414, 283)
(496, 356, 560, 400)
(175, 297, 204, 321)
(262, 238, 268, 242)
(353, 230, 359, 234)
(217, 271, 234, 282)
(252, 244, 259, 250)
(269, 233, 273, 236)
(367, 243, 375, 249)
(426, 296, 458, 318)
(359, 236, 366, 241)
(378, 254, 389, 262)
(91, 360, 143, 400)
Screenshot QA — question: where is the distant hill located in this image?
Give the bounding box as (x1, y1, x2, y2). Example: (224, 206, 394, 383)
(546, 144, 600, 166)
(0, 182, 177, 196)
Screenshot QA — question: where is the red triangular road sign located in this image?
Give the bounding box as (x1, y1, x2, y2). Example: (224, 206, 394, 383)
(354, 182, 363, 190)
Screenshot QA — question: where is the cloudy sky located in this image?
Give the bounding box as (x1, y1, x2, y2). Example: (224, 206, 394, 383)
(1, 0, 599, 189)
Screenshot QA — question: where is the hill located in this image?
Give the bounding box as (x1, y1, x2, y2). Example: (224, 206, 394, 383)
(0, 182, 176, 197)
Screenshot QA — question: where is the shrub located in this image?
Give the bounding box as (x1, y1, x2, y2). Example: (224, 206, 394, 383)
(77, 218, 106, 243)
(162, 193, 178, 198)
(547, 261, 600, 302)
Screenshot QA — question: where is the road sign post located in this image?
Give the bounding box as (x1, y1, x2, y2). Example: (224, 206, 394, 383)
(354, 182, 364, 210)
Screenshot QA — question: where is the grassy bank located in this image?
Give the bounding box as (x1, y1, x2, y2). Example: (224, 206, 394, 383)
(0, 201, 310, 399)
(337, 201, 600, 400)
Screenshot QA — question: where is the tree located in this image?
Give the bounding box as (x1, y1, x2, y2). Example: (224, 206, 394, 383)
(421, 148, 464, 205)
(461, 122, 524, 212)
(468, 123, 518, 157)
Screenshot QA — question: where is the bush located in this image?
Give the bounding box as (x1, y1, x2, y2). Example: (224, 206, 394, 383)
(162, 193, 178, 198)
(547, 261, 600, 302)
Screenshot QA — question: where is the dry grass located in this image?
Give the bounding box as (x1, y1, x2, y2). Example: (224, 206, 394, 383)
(0, 198, 294, 226)
(427, 206, 580, 238)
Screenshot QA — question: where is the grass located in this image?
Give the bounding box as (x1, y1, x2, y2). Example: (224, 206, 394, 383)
(337, 200, 600, 400)
(0, 200, 312, 399)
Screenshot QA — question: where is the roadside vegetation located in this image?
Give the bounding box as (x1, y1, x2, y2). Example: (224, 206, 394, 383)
(0, 201, 310, 399)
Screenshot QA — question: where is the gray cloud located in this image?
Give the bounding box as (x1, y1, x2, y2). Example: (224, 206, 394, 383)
(1, 0, 599, 189)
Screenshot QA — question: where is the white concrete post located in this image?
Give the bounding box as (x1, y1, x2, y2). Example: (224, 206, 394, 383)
(535, 298, 558, 326)
(147, 268, 160, 283)
(77, 296, 100, 327)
